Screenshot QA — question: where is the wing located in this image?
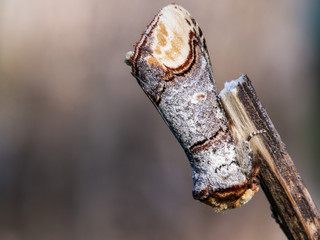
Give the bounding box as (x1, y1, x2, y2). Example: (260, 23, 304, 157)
(125, 4, 259, 212)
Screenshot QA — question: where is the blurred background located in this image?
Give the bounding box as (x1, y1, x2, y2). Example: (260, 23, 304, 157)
(0, 0, 319, 239)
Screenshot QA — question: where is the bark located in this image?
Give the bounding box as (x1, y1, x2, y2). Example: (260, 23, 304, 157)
(219, 74, 320, 240)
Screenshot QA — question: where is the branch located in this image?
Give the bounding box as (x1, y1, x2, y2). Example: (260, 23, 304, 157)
(219, 74, 320, 240)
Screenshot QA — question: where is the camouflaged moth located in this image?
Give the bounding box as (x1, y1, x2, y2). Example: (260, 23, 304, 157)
(125, 3, 259, 211)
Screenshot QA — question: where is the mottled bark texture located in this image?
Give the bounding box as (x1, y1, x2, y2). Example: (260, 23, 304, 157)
(125, 4, 258, 211)
(220, 75, 320, 240)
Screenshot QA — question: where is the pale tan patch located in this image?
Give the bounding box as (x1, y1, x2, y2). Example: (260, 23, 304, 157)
(158, 22, 168, 37)
(163, 31, 183, 62)
(156, 31, 167, 47)
(156, 21, 168, 47)
(202, 184, 259, 212)
(235, 188, 257, 207)
(131, 4, 210, 76)
(147, 55, 161, 67)
(191, 92, 206, 104)
(154, 47, 162, 55)
(149, 6, 192, 69)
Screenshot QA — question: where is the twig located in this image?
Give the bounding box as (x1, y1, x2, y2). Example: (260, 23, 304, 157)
(219, 74, 320, 240)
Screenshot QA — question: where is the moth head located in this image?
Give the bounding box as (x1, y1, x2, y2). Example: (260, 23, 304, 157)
(125, 4, 210, 82)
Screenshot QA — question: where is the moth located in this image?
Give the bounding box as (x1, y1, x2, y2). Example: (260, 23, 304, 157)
(125, 3, 259, 211)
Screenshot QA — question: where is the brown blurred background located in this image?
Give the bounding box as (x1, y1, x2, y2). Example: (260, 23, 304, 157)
(0, 0, 319, 239)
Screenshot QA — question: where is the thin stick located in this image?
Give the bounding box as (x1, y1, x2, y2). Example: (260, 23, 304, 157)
(219, 74, 320, 240)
